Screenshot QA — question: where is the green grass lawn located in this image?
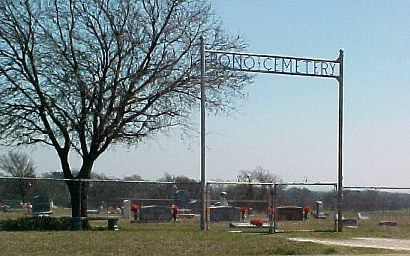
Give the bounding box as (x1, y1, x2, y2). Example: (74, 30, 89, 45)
(0, 217, 401, 255)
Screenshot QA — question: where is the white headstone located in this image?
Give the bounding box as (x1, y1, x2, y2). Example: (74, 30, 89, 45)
(123, 200, 131, 219)
(220, 192, 229, 206)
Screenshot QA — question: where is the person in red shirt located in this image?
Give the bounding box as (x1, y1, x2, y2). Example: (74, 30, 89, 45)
(131, 202, 139, 222)
(303, 206, 310, 220)
(171, 204, 179, 222)
(240, 206, 248, 220)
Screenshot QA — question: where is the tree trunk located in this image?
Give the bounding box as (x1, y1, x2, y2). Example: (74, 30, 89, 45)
(18, 180, 31, 204)
(64, 158, 94, 230)
(66, 178, 91, 229)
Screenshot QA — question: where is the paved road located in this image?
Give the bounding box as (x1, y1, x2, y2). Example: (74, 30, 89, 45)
(289, 237, 410, 252)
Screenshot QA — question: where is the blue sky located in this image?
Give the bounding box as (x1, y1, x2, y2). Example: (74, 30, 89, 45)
(2, 1, 410, 186)
(200, 0, 410, 186)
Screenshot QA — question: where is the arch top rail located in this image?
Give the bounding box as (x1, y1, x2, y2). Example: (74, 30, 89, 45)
(205, 49, 343, 79)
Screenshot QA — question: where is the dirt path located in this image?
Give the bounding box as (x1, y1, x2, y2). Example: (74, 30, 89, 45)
(289, 237, 410, 252)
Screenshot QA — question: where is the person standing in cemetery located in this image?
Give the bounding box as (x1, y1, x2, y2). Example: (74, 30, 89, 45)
(131, 202, 140, 222)
(303, 206, 310, 220)
(240, 206, 248, 220)
(171, 204, 179, 222)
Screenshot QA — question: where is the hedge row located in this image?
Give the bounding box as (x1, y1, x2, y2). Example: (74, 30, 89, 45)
(0, 216, 72, 231)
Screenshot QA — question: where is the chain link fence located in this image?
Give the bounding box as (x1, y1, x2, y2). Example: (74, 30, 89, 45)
(344, 186, 410, 230)
(0, 177, 201, 224)
(205, 181, 337, 233)
(2, 177, 410, 233)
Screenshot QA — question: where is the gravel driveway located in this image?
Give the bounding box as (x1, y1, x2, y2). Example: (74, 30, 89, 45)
(289, 237, 410, 252)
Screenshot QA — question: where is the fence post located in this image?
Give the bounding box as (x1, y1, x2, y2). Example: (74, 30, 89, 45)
(206, 182, 210, 230)
(200, 36, 207, 231)
(337, 49, 344, 232)
(78, 178, 82, 230)
(273, 183, 278, 234)
(269, 184, 274, 234)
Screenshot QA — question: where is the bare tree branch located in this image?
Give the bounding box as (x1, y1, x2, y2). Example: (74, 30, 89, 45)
(0, 0, 252, 218)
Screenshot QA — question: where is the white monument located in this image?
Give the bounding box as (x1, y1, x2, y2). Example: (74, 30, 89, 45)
(123, 200, 131, 219)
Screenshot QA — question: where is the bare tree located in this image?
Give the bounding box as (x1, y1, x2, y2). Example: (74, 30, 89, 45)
(0, 0, 251, 222)
(0, 151, 36, 203)
(123, 174, 144, 181)
(236, 166, 281, 202)
(237, 166, 281, 183)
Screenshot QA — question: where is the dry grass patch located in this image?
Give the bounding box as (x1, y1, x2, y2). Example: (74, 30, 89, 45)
(0, 220, 396, 255)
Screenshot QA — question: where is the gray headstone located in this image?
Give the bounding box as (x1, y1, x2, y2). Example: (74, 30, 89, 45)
(219, 192, 229, 207)
(313, 201, 327, 219)
(32, 196, 51, 214)
(276, 206, 304, 221)
(379, 221, 397, 226)
(342, 218, 358, 226)
(209, 206, 241, 222)
(315, 201, 324, 215)
(138, 205, 172, 223)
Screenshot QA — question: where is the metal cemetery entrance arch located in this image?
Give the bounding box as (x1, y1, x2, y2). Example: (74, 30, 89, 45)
(199, 38, 344, 232)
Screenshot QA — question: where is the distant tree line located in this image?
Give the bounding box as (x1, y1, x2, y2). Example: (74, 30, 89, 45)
(343, 190, 410, 212)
